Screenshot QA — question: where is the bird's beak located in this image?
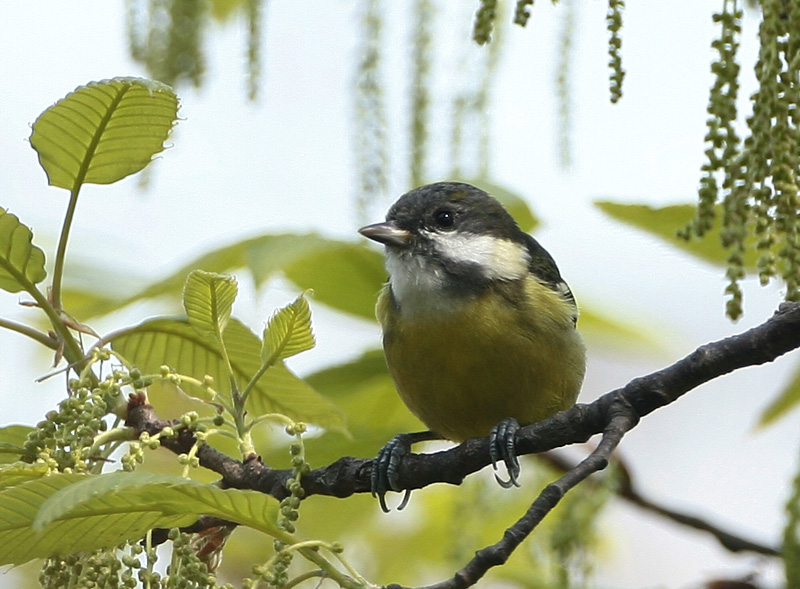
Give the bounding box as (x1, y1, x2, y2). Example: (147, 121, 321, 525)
(358, 221, 413, 247)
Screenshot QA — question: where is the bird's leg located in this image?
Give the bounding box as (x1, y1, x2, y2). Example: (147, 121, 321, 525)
(490, 417, 522, 488)
(372, 430, 442, 512)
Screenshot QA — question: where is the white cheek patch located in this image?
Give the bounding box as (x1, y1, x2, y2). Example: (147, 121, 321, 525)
(425, 231, 531, 281)
(382, 232, 532, 317)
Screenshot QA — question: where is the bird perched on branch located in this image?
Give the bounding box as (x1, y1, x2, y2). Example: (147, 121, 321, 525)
(359, 182, 586, 511)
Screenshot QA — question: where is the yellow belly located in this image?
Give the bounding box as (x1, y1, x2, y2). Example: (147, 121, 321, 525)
(377, 280, 586, 442)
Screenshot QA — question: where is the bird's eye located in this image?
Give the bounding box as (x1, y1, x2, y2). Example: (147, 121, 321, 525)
(433, 209, 455, 229)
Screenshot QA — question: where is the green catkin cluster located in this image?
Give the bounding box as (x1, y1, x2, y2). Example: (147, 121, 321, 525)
(754, 0, 800, 304)
(40, 544, 143, 589)
(473, 0, 498, 45)
(165, 0, 206, 87)
(354, 0, 388, 222)
(556, 0, 575, 168)
(246, 0, 262, 101)
(168, 529, 231, 588)
(410, 0, 433, 189)
(450, 2, 504, 180)
(607, 0, 625, 103)
(684, 0, 800, 319)
(681, 0, 745, 317)
(514, 0, 535, 26)
(23, 379, 110, 473)
(128, 0, 207, 88)
(247, 423, 310, 588)
(40, 532, 233, 589)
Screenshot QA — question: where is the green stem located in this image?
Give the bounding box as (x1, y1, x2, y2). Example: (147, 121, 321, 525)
(51, 186, 81, 312)
(239, 356, 274, 407)
(265, 529, 366, 589)
(282, 570, 326, 589)
(88, 427, 137, 458)
(144, 530, 154, 589)
(213, 329, 256, 456)
(0, 317, 58, 349)
(240, 342, 285, 407)
(26, 281, 88, 374)
(331, 550, 371, 586)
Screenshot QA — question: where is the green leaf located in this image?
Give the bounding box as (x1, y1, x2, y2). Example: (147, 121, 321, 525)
(578, 305, 668, 352)
(460, 178, 540, 233)
(72, 234, 334, 320)
(30, 77, 178, 190)
(249, 362, 349, 434)
(0, 425, 35, 465)
(0, 471, 278, 566)
(183, 270, 238, 339)
(595, 201, 761, 269)
(222, 320, 346, 433)
(34, 472, 279, 533)
(283, 243, 386, 320)
(244, 234, 341, 286)
(61, 259, 151, 320)
(295, 349, 416, 462)
(107, 317, 223, 401)
(60, 233, 383, 323)
(0, 209, 47, 294)
(0, 472, 131, 566)
(0, 462, 50, 490)
(262, 293, 315, 363)
(758, 359, 800, 427)
(108, 317, 346, 433)
(60, 287, 132, 323)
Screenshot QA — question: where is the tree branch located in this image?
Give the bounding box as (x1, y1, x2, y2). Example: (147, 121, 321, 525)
(125, 302, 800, 587)
(409, 397, 639, 589)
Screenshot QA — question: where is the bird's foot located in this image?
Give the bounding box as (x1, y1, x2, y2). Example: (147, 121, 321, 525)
(489, 417, 522, 488)
(371, 430, 439, 512)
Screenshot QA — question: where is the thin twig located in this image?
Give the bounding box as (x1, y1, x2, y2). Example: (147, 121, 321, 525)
(0, 317, 58, 349)
(413, 398, 639, 589)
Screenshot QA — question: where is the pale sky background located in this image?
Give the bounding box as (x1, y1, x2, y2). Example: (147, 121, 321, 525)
(1, 1, 799, 588)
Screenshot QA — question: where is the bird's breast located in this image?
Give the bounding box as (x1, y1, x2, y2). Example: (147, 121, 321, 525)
(376, 280, 586, 442)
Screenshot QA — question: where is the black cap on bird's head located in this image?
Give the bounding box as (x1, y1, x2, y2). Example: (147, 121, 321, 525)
(358, 182, 526, 248)
(359, 181, 573, 315)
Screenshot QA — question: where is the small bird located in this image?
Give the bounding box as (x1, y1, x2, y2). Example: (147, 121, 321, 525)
(359, 182, 586, 510)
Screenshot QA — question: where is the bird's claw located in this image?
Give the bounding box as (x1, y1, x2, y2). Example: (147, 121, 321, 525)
(490, 417, 522, 488)
(371, 433, 415, 512)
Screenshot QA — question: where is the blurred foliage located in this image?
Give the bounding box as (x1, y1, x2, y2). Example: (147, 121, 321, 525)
(759, 359, 800, 427)
(596, 201, 763, 270)
(62, 186, 655, 356)
(0, 425, 36, 466)
(785, 448, 800, 588)
(597, 199, 800, 423)
(122, 0, 601, 218)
